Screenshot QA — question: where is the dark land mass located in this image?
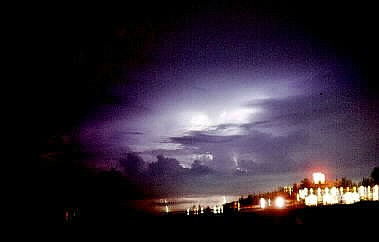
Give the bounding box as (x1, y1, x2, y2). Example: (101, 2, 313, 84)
(61, 201, 379, 226)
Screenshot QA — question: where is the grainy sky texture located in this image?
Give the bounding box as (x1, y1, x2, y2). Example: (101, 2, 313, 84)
(38, 1, 378, 196)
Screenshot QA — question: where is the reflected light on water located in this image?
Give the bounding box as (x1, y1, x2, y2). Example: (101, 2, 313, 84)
(150, 195, 239, 214)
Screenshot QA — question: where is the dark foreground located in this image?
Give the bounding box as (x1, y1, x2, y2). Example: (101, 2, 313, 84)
(61, 201, 379, 226)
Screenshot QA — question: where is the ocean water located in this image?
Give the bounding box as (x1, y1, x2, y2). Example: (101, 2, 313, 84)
(124, 166, 374, 214)
(155, 195, 240, 214)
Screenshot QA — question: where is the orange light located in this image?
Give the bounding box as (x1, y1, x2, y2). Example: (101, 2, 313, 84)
(373, 185, 379, 201)
(260, 198, 266, 209)
(312, 172, 325, 184)
(275, 197, 285, 208)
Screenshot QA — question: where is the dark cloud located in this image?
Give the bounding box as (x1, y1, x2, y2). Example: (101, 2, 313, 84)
(120, 153, 147, 176)
(121, 131, 144, 135)
(148, 155, 184, 177)
(246, 93, 378, 168)
(116, 153, 220, 196)
(144, 148, 188, 157)
(170, 128, 308, 173)
(190, 160, 213, 175)
(171, 132, 241, 146)
(246, 93, 354, 129)
(38, 1, 379, 199)
(166, 88, 378, 174)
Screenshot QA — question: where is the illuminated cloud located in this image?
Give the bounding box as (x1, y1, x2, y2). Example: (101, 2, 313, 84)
(47, 1, 378, 197)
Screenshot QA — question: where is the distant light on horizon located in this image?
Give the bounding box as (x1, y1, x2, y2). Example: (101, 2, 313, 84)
(260, 198, 266, 209)
(274, 197, 285, 208)
(313, 172, 325, 184)
(373, 185, 379, 201)
(342, 192, 355, 204)
(305, 194, 318, 206)
(70, 1, 377, 205)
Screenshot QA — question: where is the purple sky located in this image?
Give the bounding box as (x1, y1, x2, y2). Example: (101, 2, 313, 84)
(39, 1, 378, 196)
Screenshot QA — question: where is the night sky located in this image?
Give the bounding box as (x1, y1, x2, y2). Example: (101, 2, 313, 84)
(38, 1, 378, 197)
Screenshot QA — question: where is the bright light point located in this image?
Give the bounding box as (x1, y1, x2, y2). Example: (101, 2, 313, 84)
(305, 194, 318, 206)
(312, 172, 325, 184)
(342, 192, 355, 204)
(260, 198, 266, 209)
(322, 193, 332, 205)
(330, 187, 339, 204)
(299, 189, 306, 199)
(358, 186, 365, 199)
(274, 197, 285, 208)
(373, 185, 379, 201)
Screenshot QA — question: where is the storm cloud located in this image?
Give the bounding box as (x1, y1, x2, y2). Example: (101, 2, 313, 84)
(45, 1, 378, 196)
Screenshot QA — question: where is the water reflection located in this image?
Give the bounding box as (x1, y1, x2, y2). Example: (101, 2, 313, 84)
(128, 195, 239, 215)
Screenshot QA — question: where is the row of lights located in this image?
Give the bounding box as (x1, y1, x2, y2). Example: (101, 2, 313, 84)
(298, 185, 379, 206)
(260, 196, 285, 209)
(185, 204, 224, 215)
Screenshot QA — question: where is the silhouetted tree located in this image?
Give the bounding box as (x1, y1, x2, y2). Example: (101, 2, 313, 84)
(371, 167, 379, 184)
(119, 152, 146, 176)
(149, 154, 183, 177)
(246, 194, 257, 205)
(300, 178, 311, 188)
(360, 177, 374, 186)
(291, 183, 299, 199)
(338, 177, 353, 187)
(190, 160, 212, 175)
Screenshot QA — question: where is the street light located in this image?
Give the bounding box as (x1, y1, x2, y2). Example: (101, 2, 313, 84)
(260, 198, 266, 209)
(275, 197, 285, 208)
